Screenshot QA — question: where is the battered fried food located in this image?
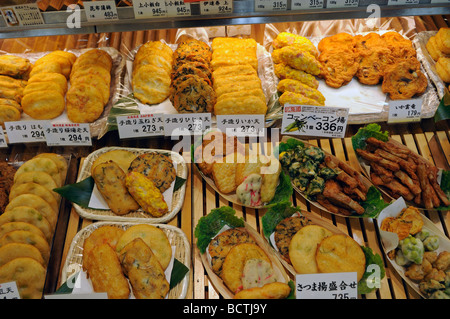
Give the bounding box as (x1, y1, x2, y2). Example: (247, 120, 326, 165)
(274, 215, 312, 264)
(0, 75, 27, 89)
(234, 282, 291, 299)
(0, 97, 21, 113)
(91, 149, 136, 174)
(355, 43, 395, 85)
(34, 52, 73, 78)
(381, 31, 416, 60)
(133, 64, 171, 105)
(277, 78, 325, 105)
(0, 222, 46, 243)
(212, 64, 256, 79)
(279, 91, 324, 106)
(91, 161, 140, 215)
(318, 32, 356, 52)
(72, 49, 113, 73)
(0, 104, 20, 126)
(0, 54, 32, 78)
(436, 57, 450, 83)
(214, 95, 267, 115)
(34, 153, 68, 183)
(116, 224, 172, 270)
(70, 64, 111, 85)
(426, 36, 448, 62)
(434, 27, 450, 55)
(29, 61, 62, 78)
(21, 89, 65, 120)
(208, 228, 256, 276)
(128, 152, 176, 193)
(289, 225, 332, 274)
(318, 48, 359, 88)
(84, 243, 130, 299)
(272, 46, 321, 75)
(23, 81, 65, 97)
(134, 41, 173, 68)
(0, 242, 45, 267)
(273, 62, 319, 89)
(273, 32, 318, 57)
(171, 61, 212, 85)
(381, 58, 427, 100)
(171, 74, 216, 113)
(71, 74, 110, 105)
(13, 171, 59, 201)
(9, 182, 59, 214)
(66, 83, 105, 123)
(119, 238, 169, 299)
(14, 157, 61, 187)
(27, 72, 67, 94)
(316, 234, 366, 281)
(221, 243, 271, 293)
(0, 257, 45, 299)
(211, 153, 238, 194)
(0, 229, 50, 262)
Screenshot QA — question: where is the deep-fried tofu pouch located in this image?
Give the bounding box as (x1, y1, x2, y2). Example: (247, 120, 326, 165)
(119, 238, 169, 299)
(91, 160, 140, 215)
(85, 243, 130, 299)
(214, 95, 267, 115)
(260, 157, 282, 203)
(125, 171, 168, 217)
(0, 55, 31, 78)
(234, 282, 291, 299)
(279, 91, 324, 106)
(272, 46, 321, 75)
(277, 78, 325, 105)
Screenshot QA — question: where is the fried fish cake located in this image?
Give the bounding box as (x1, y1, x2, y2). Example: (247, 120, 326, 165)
(0, 55, 31, 78)
(0, 206, 52, 242)
(0, 104, 20, 126)
(381, 58, 427, 99)
(274, 63, 319, 89)
(14, 157, 61, 187)
(274, 216, 312, 264)
(318, 48, 359, 88)
(13, 171, 59, 201)
(6, 194, 57, 231)
(29, 61, 62, 78)
(134, 54, 172, 74)
(21, 89, 65, 120)
(0, 97, 22, 112)
(115, 224, 172, 270)
(82, 225, 125, 271)
(72, 49, 113, 73)
(128, 152, 176, 193)
(0, 257, 45, 299)
(289, 225, 332, 274)
(119, 238, 169, 299)
(91, 160, 140, 216)
(91, 149, 136, 174)
(214, 79, 262, 98)
(34, 153, 68, 183)
(9, 182, 59, 214)
(27, 72, 68, 94)
(0, 242, 45, 267)
(70, 64, 111, 86)
(277, 78, 325, 105)
(0, 222, 46, 243)
(0, 230, 50, 262)
(272, 46, 321, 76)
(221, 243, 271, 294)
(211, 153, 238, 193)
(234, 282, 291, 299)
(34, 53, 72, 78)
(132, 64, 171, 105)
(0, 75, 27, 89)
(208, 227, 256, 276)
(213, 74, 260, 91)
(70, 74, 110, 105)
(134, 41, 173, 69)
(316, 234, 366, 282)
(23, 81, 66, 97)
(84, 243, 130, 299)
(214, 95, 267, 115)
(171, 74, 216, 113)
(217, 88, 265, 104)
(66, 83, 105, 123)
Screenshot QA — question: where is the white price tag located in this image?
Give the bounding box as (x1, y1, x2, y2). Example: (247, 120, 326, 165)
(133, 0, 168, 18)
(217, 115, 265, 137)
(44, 123, 92, 146)
(388, 98, 422, 123)
(291, 0, 324, 9)
(117, 114, 165, 138)
(296, 272, 358, 299)
(282, 105, 349, 138)
(0, 126, 7, 148)
(1, 4, 44, 27)
(163, 113, 211, 136)
(0, 282, 21, 299)
(4, 120, 47, 144)
(200, 0, 233, 15)
(388, 0, 419, 5)
(166, 0, 191, 16)
(255, 0, 287, 11)
(84, 1, 118, 22)
(326, 0, 359, 8)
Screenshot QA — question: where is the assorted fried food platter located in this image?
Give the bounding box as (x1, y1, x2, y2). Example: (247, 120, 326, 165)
(352, 124, 450, 210)
(0, 153, 68, 299)
(61, 222, 190, 299)
(377, 199, 450, 299)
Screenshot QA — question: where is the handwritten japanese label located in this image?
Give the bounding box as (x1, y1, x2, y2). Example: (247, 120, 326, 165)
(117, 114, 165, 138)
(199, 0, 233, 15)
(0, 282, 20, 299)
(83, 1, 118, 22)
(326, 0, 358, 8)
(282, 105, 349, 138)
(133, 0, 168, 18)
(217, 115, 265, 137)
(4, 120, 47, 144)
(163, 113, 211, 136)
(44, 123, 92, 146)
(0, 127, 7, 148)
(387, 0, 419, 5)
(388, 98, 422, 123)
(296, 272, 358, 299)
(1, 4, 44, 27)
(166, 0, 191, 17)
(291, 0, 324, 9)
(255, 0, 287, 11)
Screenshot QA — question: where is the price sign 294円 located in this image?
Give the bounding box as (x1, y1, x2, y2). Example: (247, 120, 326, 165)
(282, 105, 349, 138)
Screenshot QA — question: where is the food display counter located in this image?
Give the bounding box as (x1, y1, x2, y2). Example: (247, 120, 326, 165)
(0, 1, 449, 300)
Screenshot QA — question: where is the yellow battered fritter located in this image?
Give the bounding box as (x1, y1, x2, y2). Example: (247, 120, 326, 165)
(277, 78, 325, 105)
(0, 55, 31, 78)
(272, 46, 321, 76)
(273, 63, 319, 89)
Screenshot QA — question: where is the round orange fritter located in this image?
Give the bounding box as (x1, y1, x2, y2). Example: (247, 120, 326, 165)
(66, 83, 104, 123)
(355, 46, 395, 85)
(274, 215, 311, 264)
(208, 228, 256, 277)
(171, 74, 216, 113)
(381, 31, 416, 60)
(318, 32, 356, 52)
(381, 58, 427, 100)
(318, 48, 359, 88)
(72, 49, 113, 73)
(21, 89, 65, 120)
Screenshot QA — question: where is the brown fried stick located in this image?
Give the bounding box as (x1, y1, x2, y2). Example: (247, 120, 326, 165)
(428, 166, 450, 206)
(356, 149, 400, 171)
(417, 163, 434, 209)
(366, 137, 410, 159)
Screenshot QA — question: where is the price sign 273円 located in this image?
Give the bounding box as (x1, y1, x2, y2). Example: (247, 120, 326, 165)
(282, 104, 349, 138)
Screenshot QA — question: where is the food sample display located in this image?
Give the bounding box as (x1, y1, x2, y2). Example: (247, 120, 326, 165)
(67, 49, 112, 123)
(0, 153, 67, 299)
(195, 206, 292, 299)
(211, 37, 267, 115)
(352, 124, 450, 209)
